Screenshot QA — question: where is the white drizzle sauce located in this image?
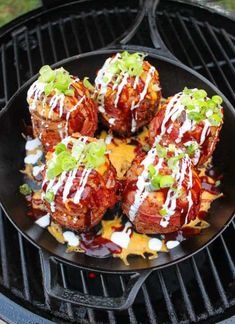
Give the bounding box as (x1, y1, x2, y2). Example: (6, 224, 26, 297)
(35, 213, 50, 228)
(95, 53, 121, 112)
(110, 222, 132, 249)
(148, 238, 162, 251)
(32, 165, 44, 177)
(114, 72, 129, 107)
(63, 231, 80, 246)
(108, 118, 116, 126)
(62, 168, 77, 203)
(73, 168, 92, 204)
(200, 120, 211, 145)
(24, 150, 43, 165)
(25, 138, 41, 150)
(128, 142, 163, 222)
(27, 81, 45, 110)
(166, 240, 180, 249)
(105, 134, 113, 144)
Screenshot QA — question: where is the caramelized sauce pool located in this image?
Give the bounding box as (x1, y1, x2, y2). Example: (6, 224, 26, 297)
(79, 233, 122, 257)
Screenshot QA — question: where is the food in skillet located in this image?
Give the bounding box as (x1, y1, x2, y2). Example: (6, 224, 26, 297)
(95, 51, 161, 136)
(20, 54, 224, 263)
(122, 144, 202, 234)
(149, 88, 223, 166)
(27, 66, 98, 151)
(41, 134, 118, 231)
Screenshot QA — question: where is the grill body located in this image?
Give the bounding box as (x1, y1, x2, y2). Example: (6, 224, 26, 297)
(0, 0, 234, 323)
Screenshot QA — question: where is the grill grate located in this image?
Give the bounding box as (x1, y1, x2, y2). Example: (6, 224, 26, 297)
(0, 0, 235, 323)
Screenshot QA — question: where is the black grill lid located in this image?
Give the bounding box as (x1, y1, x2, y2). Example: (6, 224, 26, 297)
(0, 0, 234, 323)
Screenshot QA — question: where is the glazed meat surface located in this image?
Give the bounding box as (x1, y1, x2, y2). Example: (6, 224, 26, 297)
(42, 134, 118, 232)
(122, 147, 202, 234)
(149, 89, 223, 166)
(27, 67, 98, 151)
(95, 52, 161, 136)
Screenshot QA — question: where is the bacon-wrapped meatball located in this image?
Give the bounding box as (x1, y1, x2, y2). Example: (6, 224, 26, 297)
(122, 143, 201, 234)
(149, 88, 223, 166)
(27, 66, 98, 151)
(41, 134, 118, 232)
(95, 52, 161, 136)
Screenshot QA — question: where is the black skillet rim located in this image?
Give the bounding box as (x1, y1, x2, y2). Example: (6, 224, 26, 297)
(0, 47, 235, 273)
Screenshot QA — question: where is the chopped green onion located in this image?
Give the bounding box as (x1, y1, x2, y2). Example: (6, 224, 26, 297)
(61, 156, 77, 171)
(208, 114, 222, 126)
(151, 175, 161, 190)
(38, 65, 73, 96)
(160, 208, 167, 216)
(47, 164, 62, 180)
(39, 65, 56, 83)
(56, 151, 71, 163)
(159, 175, 174, 188)
(148, 164, 156, 178)
(167, 154, 184, 170)
(105, 52, 146, 79)
(188, 111, 204, 122)
(55, 143, 67, 155)
(186, 142, 198, 156)
(103, 76, 109, 83)
(193, 89, 207, 99)
(44, 82, 54, 96)
(71, 141, 85, 160)
(19, 183, 32, 195)
(45, 190, 55, 203)
(83, 77, 95, 91)
(64, 89, 74, 96)
(155, 143, 167, 158)
(212, 95, 223, 105)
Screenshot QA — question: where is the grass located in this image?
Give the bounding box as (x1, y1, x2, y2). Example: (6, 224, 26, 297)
(0, 0, 41, 27)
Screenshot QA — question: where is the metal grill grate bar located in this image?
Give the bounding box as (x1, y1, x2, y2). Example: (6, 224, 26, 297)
(191, 256, 214, 316)
(157, 271, 178, 324)
(141, 283, 158, 324)
(24, 29, 33, 77)
(103, 8, 116, 41)
(220, 28, 235, 55)
(0, 210, 10, 288)
(13, 35, 21, 88)
(175, 264, 197, 322)
(100, 274, 116, 323)
(36, 25, 45, 65)
(1, 44, 9, 102)
(206, 247, 229, 308)
(162, 11, 193, 67)
(59, 19, 70, 58)
(91, 10, 105, 47)
(80, 270, 95, 323)
(220, 234, 235, 279)
(119, 275, 137, 324)
(190, 17, 235, 101)
(176, 13, 217, 85)
(18, 233, 31, 301)
(60, 264, 75, 320)
(48, 22, 58, 62)
(206, 23, 235, 75)
(81, 12, 95, 52)
(70, 16, 82, 54)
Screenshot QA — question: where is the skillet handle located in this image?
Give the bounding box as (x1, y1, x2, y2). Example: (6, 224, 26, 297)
(40, 250, 152, 311)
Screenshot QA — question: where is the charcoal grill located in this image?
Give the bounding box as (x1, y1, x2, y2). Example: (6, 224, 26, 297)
(0, 0, 234, 323)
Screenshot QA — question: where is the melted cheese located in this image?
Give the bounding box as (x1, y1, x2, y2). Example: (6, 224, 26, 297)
(99, 131, 136, 179)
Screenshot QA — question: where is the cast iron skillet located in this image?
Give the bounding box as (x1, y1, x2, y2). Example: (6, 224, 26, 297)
(0, 2, 235, 311)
